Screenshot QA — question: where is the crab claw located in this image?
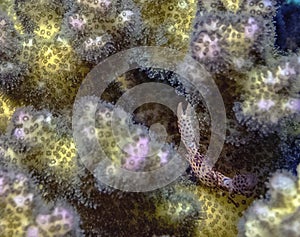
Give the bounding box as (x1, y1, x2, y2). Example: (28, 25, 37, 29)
(177, 102, 193, 118)
(177, 103, 200, 156)
(231, 173, 257, 197)
(177, 102, 184, 119)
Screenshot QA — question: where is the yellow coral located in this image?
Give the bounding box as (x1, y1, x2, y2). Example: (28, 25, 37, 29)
(221, 0, 241, 13)
(239, 165, 300, 237)
(18, 36, 89, 109)
(224, 24, 252, 56)
(2, 107, 84, 195)
(154, 183, 203, 225)
(235, 56, 300, 128)
(153, 182, 254, 237)
(38, 136, 82, 183)
(243, 0, 276, 17)
(0, 169, 80, 237)
(194, 184, 253, 237)
(135, 0, 197, 51)
(75, 96, 173, 171)
(0, 93, 19, 133)
(0, 172, 34, 237)
(15, 0, 64, 39)
(0, 0, 23, 34)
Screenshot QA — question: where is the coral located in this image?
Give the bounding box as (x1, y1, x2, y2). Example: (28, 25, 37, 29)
(0, 97, 177, 203)
(0, 93, 19, 133)
(0, 59, 27, 92)
(0, 0, 23, 33)
(190, 0, 276, 73)
(63, 0, 142, 63)
(74, 96, 173, 172)
(242, 0, 277, 17)
(0, 0, 299, 236)
(0, 11, 26, 92)
(1, 106, 86, 201)
(193, 184, 254, 237)
(152, 182, 203, 229)
(14, 0, 65, 39)
(1, 2, 90, 108)
(17, 36, 90, 109)
(234, 54, 300, 134)
(0, 11, 22, 58)
(238, 164, 300, 237)
(135, 0, 197, 51)
(220, 0, 242, 13)
(0, 167, 81, 237)
(149, 180, 254, 237)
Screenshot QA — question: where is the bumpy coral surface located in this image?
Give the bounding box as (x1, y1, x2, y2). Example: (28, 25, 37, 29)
(234, 54, 300, 134)
(238, 164, 300, 237)
(0, 167, 81, 237)
(150, 180, 254, 237)
(1, 106, 85, 201)
(0, 0, 299, 236)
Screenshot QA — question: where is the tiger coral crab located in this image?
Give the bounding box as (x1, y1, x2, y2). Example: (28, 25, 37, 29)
(177, 102, 257, 197)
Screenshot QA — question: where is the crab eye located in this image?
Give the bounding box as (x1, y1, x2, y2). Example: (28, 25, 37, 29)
(223, 177, 232, 188)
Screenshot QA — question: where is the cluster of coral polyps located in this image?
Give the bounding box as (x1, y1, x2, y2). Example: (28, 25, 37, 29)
(238, 164, 300, 237)
(0, 97, 173, 203)
(234, 55, 300, 134)
(191, 0, 276, 73)
(189, 0, 299, 135)
(0, 106, 85, 201)
(0, 167, 81, 237)
(0, 0, 299, 236)
(73, 96, 172, 172)
(148, 179, 255, 237)
(191, 12, 267, 72)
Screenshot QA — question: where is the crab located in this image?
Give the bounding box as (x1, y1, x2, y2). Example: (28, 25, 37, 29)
(177, 102, 257, 196)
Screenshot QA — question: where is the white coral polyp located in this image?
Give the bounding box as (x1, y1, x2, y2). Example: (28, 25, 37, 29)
(84, 36, 108, 49)
(283, 98, 300, 112)
(98, 0, 111, 9)
(69, 14, 86, 30)
(269, 173, 297, 197)
(13, 127, 25, 140)
(277, 63, 296, 80)
(262, 70, 280, 85)
(244, 17, 259, 40)
(26, 226, 39, 237)
(257, 99, 275, 111)
(118, 10, 134, 23)
(193, 33, 221, 59)
(13, 193, 34, 207)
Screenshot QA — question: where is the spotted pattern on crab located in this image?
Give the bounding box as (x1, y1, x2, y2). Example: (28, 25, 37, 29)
(177, 103, 257, 196)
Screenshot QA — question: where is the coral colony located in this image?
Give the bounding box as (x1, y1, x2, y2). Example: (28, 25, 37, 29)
(0, 0, 299, 236)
